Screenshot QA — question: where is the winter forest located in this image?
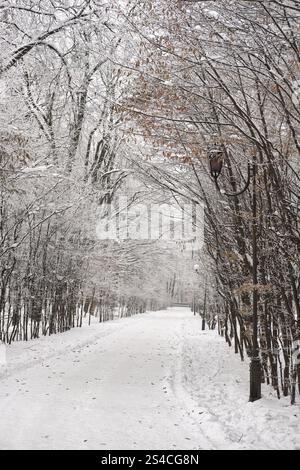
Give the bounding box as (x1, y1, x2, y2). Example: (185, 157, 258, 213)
(1, 0, 300, 451)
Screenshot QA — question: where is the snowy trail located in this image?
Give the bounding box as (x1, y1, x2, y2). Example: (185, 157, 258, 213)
(0, 308, 299, 450)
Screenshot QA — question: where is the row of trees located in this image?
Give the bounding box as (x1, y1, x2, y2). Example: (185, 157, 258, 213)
(0, 1, 182, 343)
(3, 0, 299, 404)
(120, 0, 300, 402)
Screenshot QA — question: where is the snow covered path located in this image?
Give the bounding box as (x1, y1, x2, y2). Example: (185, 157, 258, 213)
(0, 308, 299, 450)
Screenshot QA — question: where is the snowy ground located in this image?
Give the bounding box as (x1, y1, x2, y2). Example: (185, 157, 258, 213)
(0, 308, 299, 450)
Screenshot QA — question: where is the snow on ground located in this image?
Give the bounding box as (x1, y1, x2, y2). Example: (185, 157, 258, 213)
(0, 308, 299, 450)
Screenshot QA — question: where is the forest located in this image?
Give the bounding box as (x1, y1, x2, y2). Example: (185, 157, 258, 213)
(1, 0, 300, 406)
